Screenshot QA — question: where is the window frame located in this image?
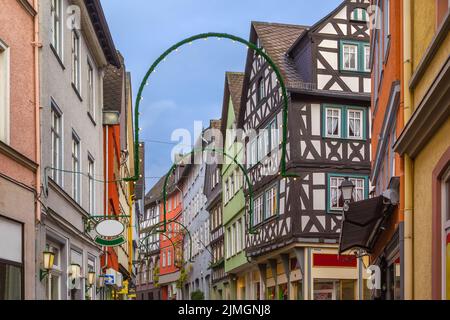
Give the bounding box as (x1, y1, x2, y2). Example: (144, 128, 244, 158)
(327, 174, 369, 213)
(0, 40, 10, 144)
(87, 154, 95, 215)
(71, 29, 81, 93)
(324, 107, 342, 138)
(71, 131, 81, 204)
(322, 105, 367, 140)
(340, 41, 371, 73)
(51, 101, 63, 185)
(347, 108, 364, 140)
(257, 77, 266, 104)
(50, 0, 63, 59)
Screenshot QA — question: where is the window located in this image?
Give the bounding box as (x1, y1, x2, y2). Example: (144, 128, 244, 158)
(71, 30, 81, 91)
(162, 252, 166, 267)
(0, 216, 23, 300)
(347, 109, 363, 139)
(383, 0, 390, 59)
(230, 172, 235, 197)
(87, 60, 95, 118)
(249, 138, 257, 167)
(340, 41, 370, 72)
(342, 44, 357, 71)
(257, 77, 265, 103)
(88, 155, 95, 215)
(46, 242, 61, 300)
(253, 195, 264, 226)
(323, 105, 366, 140)
(167, 250, 171, 267)
(51, 0, 63, 57)
(236, 219, 242, 252)
(51, 103, 62, 184)
(325, 108, 341, 138)
(350, 8, 368, 22)
(71, 132, 81, 203)
(265, 184, 279, 219)
(69, 249, 83, 300)
(269, 119, 279, 151)
(328, 175, 367, 212)
(0, 40, 10, 144)
(364, 45, 371, 72)
(86, 257, 96, 300)
(231, 224, 236, 256)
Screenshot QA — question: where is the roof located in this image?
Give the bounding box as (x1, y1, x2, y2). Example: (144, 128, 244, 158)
(226, 72, 245, 116)
(103, 52, 125, 112)
(252, 21, 308, 85)
(220, 72, 244, 134)
(144, 176, 166, 205)
(84, 0, 121, 67)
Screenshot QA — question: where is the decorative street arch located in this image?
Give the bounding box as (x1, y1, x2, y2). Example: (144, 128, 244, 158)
(131, 33, 295, 255)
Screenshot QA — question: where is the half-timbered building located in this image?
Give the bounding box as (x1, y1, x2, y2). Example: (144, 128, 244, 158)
(239, 0, 372, 300)
(204, 120, 227, 300)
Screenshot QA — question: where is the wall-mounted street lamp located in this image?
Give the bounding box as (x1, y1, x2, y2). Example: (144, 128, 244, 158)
(39, 251, 55, 281)
(339, 177, 355, 212)
(69, 263, 81, 279)
(85, 271, 96, 294)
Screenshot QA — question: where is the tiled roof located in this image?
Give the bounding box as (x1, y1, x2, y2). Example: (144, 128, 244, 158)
(226, 72, 245, 117)
(103, 53, 124, 112)
(252, 21, 308, 87)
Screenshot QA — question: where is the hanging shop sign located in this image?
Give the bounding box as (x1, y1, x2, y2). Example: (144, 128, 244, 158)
(84, 216, 129, 247)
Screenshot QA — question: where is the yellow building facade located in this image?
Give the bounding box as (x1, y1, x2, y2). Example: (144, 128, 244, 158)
(395, 0, 450, 300)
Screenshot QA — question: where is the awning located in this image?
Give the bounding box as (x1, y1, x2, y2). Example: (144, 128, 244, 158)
(339, 196, 393, 254)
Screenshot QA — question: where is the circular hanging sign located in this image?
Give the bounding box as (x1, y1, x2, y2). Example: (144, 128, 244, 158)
(95, 220, 125, 238)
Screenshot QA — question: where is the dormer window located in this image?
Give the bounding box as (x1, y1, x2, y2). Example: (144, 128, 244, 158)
(351, 8, 369, 22)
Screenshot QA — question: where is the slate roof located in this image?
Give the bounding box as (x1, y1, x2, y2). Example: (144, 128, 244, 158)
(103, 53, 125, 112)
(252, 21, 308, 87)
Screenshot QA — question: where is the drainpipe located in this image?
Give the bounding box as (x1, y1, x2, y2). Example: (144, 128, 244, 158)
(402, 0, 414, 300)
(32, 0, 41, 222)
(101, 126, 109, 272)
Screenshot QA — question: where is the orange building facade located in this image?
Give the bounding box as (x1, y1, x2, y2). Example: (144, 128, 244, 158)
(368, 0, 404, 300)
(158, 186, 183, 300)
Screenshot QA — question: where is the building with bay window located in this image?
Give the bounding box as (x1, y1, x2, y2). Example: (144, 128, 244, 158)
(239, 0, 372, 300)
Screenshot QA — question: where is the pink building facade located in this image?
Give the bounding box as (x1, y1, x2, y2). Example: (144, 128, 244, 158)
(0, 0, 39, 300)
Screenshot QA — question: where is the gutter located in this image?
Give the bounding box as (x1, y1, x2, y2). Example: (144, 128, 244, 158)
(402, 0, 414, 300)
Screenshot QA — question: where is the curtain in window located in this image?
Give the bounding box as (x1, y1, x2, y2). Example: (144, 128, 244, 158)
(0, 263, 22, 300)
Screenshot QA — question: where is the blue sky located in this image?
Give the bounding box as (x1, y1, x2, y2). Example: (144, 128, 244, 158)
(101, 0, 342, 190)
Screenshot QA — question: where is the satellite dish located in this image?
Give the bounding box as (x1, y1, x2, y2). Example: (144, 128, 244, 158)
(95, 220, 125, 238)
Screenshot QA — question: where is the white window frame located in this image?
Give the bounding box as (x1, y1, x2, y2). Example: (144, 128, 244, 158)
(264, 184, 279, 219)
(0, 40, 10, 144)
(71, 30, 81, 92)
(325, 107, 341, 138)
(254, 194, 264, 226)
(342, 44, 358, 71)
(87, 59, 95, 119)
(329, 176, 366, 211)
(51, 0, 63, 58)
(364, 45, 371, 72)
(71, 132, 81, 203)
(347, 109, 363, 139)
(88, 154, 95, 215)
(46, 241, 62, 301)
(51, 102, 63, 184)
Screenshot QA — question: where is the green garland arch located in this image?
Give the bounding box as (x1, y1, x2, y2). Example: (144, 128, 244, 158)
(129, 32, 295, 241)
